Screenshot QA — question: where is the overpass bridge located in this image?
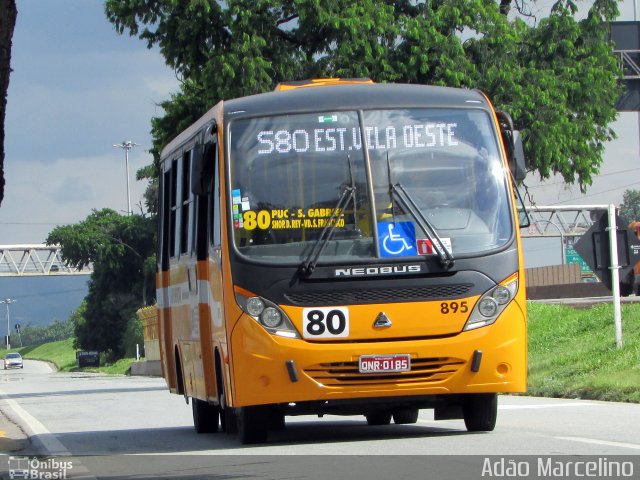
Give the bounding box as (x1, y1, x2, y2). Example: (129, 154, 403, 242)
(0, 245, 92, 276)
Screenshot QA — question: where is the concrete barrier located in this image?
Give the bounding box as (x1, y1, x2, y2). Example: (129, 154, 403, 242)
(130, 360, 162, 377)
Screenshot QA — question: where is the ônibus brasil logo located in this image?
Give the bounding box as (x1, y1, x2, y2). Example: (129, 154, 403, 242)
(8, 456, 73, 480)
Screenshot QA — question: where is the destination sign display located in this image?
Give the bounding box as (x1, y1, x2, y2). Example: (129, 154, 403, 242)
(256, 122, 459, 155)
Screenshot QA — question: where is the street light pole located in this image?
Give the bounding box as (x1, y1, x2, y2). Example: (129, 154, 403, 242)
(1, 298, 16, 350)
(112, 140, 140, 215)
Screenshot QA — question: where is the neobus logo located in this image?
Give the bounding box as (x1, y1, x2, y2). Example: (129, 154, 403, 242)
(334, 264, 422, 277)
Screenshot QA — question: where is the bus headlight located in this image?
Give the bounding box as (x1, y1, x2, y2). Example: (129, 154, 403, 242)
(246, 297, 265, 316)
(478, 297, 498, 317)
(261, 307, 283, 328)
(463, 274, 518, 331)
(235, 288, 300, 338)
(493, 285, 511, 305)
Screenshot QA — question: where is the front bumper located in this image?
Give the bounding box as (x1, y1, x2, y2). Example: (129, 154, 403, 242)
(229, 300, 527, 407)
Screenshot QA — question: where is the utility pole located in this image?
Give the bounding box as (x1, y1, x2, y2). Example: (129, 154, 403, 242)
(1, 298, 16, 349)
(112, 141, 139, 215)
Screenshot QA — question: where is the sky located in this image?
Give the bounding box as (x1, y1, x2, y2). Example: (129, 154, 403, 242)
(1, 0, 178, 245)
(0, 1, 639, 249)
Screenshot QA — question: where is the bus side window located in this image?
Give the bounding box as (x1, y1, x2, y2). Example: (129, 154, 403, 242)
(181, 150, 193, 255)
(170, 159, 178, 258)
(210, 144, 220, 248)
(160, 169, 171, 270)
(193, 141, 218, 259)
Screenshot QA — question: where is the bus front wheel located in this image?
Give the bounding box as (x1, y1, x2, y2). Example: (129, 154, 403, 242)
(192, 398, 220, 433)
(463, 393, 497, 432)
(219, 393, 237, 434)
(238, 406, 269, 444)
(393, 408, 419, 424)
(365, 410, 392, 426)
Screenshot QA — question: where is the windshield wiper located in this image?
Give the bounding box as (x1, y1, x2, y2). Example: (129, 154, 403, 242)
(300, 156, 357, 276)
(386, 156, 455, 269)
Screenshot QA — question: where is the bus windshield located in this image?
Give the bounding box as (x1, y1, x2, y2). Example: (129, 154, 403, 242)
(229, 108, 513, 264)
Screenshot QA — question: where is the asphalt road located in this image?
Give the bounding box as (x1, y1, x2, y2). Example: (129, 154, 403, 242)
(0, 360, 639, 479)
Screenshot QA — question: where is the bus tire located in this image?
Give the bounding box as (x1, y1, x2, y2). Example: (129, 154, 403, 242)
(219, 393, 237, 434)
(269, 410, 286, 431)
(215, 353, 237, 434)
(365, 411, 392, 426)
(393, 408, 419, 424)
(238, 406, 269, 444)
(192, 398, 220, 433)
(463, 393, 497, 432)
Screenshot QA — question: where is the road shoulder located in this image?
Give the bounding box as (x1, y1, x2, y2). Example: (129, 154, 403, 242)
(0, 409, 29, 454)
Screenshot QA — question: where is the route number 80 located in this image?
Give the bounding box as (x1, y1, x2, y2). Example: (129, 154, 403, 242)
(302, 307, 350, 338)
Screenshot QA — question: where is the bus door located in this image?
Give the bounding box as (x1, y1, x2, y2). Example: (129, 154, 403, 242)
(193, 133, 225, 404)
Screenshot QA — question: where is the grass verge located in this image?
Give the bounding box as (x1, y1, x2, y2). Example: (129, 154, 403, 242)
(17, 338, 77, 371)
(527, 301, 640, 403)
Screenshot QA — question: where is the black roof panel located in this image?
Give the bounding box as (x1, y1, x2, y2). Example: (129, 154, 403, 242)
(224, 83, 490, 120)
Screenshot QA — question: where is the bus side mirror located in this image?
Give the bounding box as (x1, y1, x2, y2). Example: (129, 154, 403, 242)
(191, 142, 215, 196)
(496, 111, 526, 183)
(511, 130, 526, 183)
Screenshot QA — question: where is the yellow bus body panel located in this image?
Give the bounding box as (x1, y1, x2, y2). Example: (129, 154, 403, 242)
(229, 296, 527, 407)
(283, 297, 481, 339)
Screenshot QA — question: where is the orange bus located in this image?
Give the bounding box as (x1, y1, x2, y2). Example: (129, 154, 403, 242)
(156, 80, 529, 443)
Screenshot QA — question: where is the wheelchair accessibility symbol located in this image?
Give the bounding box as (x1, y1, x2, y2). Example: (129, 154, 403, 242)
(378, 221, 416, 257)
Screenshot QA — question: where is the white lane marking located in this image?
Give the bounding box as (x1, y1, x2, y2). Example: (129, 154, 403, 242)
(0, 392, 95, 478)
(557, 436, 640, 451)
(2, 396, 70, 456)
(499, 403, 600, 410)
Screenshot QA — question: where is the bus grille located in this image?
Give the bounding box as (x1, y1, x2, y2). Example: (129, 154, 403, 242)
(284, 284, 473, 306)
(304, 357, 465, 387)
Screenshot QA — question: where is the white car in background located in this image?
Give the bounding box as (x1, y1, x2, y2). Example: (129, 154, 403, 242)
(4, 352, 23, 369)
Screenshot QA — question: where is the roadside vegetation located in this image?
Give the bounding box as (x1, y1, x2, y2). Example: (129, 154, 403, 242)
(16, 338, 77, 370)
(1, 338, 136, 375)
(10, 318, 74, 348)
(527, 302, 640, 403)
(0, 303, 140, 374)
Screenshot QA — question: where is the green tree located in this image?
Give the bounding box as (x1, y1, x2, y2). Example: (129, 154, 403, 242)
(46, 209, 156, 358)
(69, 300, 87, 350)
(121, 315, 144, 359)
(0, 0, 17, 206)
(19, 319, 74, 347)
(619, 189, 640, 226)
(105, 0, 622, 190)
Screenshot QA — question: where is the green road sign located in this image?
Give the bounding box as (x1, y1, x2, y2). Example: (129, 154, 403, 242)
(564, 245, 593, 274)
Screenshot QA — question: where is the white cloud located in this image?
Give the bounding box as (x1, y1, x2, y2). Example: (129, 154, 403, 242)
(1, 9, 175, 248)
(0, 152, 150, 244)
(525, 114, 640, 208)
(50, 176, 94, 203)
